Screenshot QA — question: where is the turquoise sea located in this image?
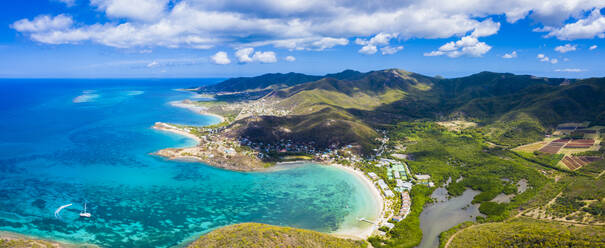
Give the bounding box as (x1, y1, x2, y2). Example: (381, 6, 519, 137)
(0, 79, 377, 247)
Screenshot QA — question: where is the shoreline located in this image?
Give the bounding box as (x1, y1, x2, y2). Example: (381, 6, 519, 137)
(156, 98, 384, 241)
(329, 163, 385, 240)
(169, 100, 225, 123)
(152, 122, 202, 145)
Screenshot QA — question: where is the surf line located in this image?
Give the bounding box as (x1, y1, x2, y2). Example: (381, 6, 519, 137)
(55, 203, 73, 218)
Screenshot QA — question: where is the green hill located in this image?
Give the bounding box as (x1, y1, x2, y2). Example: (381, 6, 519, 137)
(447, 218, 605, 248)
(199, 69, 368, 93)
(203, 69, 605, 152)
(187, 223, 367, 248)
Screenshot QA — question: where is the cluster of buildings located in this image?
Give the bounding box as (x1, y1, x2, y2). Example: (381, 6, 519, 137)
(391, 191, 411, 222)
(238, 137, 364, 163)
(234, 98, 290, 120)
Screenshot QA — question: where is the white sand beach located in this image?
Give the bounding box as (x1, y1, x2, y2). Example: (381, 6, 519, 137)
(152, 122, 201, 145)
(169, 100, 225, 123)
(330, 164, 385, 239)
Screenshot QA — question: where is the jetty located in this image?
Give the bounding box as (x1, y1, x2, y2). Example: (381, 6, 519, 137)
(358, 218, 376, 224)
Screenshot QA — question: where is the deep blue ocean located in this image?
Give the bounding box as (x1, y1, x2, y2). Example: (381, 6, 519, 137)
(0, 79, 376, 247)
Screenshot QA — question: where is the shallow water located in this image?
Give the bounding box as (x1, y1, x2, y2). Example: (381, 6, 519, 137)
(0, 79, 378, 247)
(417, 188, 481, 248)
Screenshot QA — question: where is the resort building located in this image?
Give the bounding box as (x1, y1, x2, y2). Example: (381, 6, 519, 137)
(368, 172, 379, 180)
(392, 191, 412, 222)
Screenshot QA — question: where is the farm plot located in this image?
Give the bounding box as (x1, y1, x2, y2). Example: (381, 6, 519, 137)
(561, 156, 603, 170)
(564, 139, 595, 149)
(539, 139, 570, 154)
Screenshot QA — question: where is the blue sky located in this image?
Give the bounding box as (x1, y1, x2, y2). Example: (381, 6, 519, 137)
(1, 0, 604, 78)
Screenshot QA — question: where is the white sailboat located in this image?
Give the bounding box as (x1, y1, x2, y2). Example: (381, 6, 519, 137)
(79, 202, 91, 218)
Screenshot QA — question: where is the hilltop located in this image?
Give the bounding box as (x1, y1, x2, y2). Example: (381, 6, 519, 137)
(187, 223, 367, 248)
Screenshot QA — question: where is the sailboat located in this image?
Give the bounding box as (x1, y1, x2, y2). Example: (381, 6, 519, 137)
(79, 202, 91, 218)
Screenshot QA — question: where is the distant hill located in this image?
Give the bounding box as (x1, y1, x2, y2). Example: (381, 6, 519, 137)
(198, 69, 367, 93)
(204, 69, 605, 151)
(187, 223, 367, 248)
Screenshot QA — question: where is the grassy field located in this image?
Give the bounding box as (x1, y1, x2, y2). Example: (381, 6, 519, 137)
(447, 218, 605, 248)
(188, 223, 367, 248)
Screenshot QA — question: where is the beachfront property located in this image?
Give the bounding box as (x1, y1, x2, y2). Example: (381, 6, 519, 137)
(368, 172, 379, 180)
(395, 179, 413, 192)
(377, 179, 395, 197)
(391, 191, 411, 222)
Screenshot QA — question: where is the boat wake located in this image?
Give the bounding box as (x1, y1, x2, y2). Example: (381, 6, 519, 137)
(54, 203, 72, 218)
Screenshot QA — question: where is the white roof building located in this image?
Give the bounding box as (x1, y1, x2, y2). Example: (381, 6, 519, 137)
(384, 189, 395, 197)
(368, 172, 379, 180)
(416, 174, 431, 180)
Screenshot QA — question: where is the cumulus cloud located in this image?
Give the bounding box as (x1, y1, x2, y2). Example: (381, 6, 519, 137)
(211, 51, 231, 65)
(590, 45, 598, 50)
(285, 55, 296, 62)
(555, 68, 586, 72)
(11, 0, 605, 50)
(554, 44, 577, 53)
(502, 51, 517, 58)
(252, 51, 277, 63)
(235, 47, 277, 63)
(381, 46, 404, 55)
(90, 0, 169, 21)
(235, 47, 254, 63)
(356, 33, 400, 55)
(424, 36, 491, 58)
(537, 9, 605, 40)
(11, 14, 73, 32)
(537, 54, 558, 64)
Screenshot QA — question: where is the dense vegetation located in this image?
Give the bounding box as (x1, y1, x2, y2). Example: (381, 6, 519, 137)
(188, 223, 367, 248)
(368, 186, 433, 248)
(390, 122, 550, 223)
(448, 218, 605, 248)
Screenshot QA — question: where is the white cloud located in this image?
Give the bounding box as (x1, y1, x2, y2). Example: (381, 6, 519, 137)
(554, 44, 577, 53)
(211, 51, 231, 65)
(358, 45, 377, 55)
(590, 45, 598, 50)
(235, 47, 277, 63)
(537, 9, 605, 40)
(381, 46, 403, 55)
(11, 14, 73, 32)
(252, 51, 277, 63)
(537, 54, 558, 64)
(311, 37, 349, 51)
(555, 68, 586, 72)
(502, 51, 517, 58)
(90, 0, 169, 22)
(424, 36, 491, 58)
(235, 47, 254, 63)
(356, 32, 399, 55)
(12, 1, 605, 50)
(285, 55, 296, 62)
(146, 60, 159, 67)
